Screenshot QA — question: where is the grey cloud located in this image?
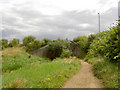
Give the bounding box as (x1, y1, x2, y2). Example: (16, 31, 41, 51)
(2, 6, 118, 41)
(98, 0, 110, 5)
(2, 28, 23, 41)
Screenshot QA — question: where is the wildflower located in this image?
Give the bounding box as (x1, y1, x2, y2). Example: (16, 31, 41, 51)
(58, 74, 62, 77)
(47, 78, 50, 81)
(8, 83, 12, 88)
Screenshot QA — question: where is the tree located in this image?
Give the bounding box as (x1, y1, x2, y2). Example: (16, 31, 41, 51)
(46, 41, 63, 60)
(46, 39, 70, 60)
(60, 49, 72, 58)
(9, 38, 19, 47)
(25, 40, 43, 52)
(23, 36, 36, 46)
(73, 36, 88, 52)
(42, 38, 51, 46)
(0, 39, 8, 49)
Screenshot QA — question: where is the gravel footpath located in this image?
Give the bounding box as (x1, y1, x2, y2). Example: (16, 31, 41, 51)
(62, 60, 104, 88)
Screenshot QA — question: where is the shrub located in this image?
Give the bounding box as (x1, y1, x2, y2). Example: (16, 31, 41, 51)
(42, 38, 51, 46)
(0, 39, 8, 49)
(46, 41, 63, 60)
(73, 36, 88, 52)
(87, 34, 96, 49)
(9, 38, 19, 47)
(85, 25, 119, 63)
(55, 39, 70, 49)
(23, 36, 36, 46)
(60, 49, 72, 58)
(25, 40, 43, 52)
(46, 39, 70, 59)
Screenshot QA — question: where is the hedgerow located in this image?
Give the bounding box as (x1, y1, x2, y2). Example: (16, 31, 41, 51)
(85, 25, 119, 63)
(0, 39, 8, 50)
(9, 38, 19, 47)
(73, 36, 88, 53)
(46, 39, 70, 59)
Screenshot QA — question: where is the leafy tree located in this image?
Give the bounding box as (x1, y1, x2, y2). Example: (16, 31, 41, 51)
(9, 38, 19, 47)
(23, 36, 36, 46)
(87, 34, 96, 49)
(73, 36, 88, 52)
(42, 38, 51, 46)
(46, 39, 70, 60)
(25, 40, 43, 52)
(85, 25, 119, 63)
(0, 39, 8, 49)
(46, 41, 63, 60)
(60, 49, 72, 58)
(55, 39, 70, 49)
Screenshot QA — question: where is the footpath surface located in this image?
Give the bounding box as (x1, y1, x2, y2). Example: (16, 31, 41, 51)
(62, 60, 104, 88)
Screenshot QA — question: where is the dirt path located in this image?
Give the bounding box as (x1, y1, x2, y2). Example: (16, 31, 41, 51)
(62, 60, 104, 88)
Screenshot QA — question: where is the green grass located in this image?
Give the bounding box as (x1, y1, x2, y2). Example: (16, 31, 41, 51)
(2, 57, 81, 88)
(87, 57, 119, 88)
(2, 47, 81, 88)
(2, 53, 49, 72)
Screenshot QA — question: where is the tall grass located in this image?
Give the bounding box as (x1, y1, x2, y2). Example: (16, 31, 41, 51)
(87, 57, 119, 88)
(2, 53, 49, 73)
(2, 58, 81, 88)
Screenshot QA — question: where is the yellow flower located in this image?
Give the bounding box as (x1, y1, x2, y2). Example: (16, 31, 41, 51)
(47, 78, 50, 81)
(58, 74, 62, 77)
(9, 83, 12, 88)
(44, 78, 50, 83)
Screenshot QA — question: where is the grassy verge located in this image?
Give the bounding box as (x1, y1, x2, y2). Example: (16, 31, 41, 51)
(2, 57, 81, 88)
(2, 53, 49, 73)
(2, 47, 49, 73)
(87, 57, 119, 88)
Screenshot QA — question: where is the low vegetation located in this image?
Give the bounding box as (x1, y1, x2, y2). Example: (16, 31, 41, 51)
(87, 57, 118, 88)
(84, 25, 119, 88)
(2, 47, 81, 88)
(2, 53, 49, 73)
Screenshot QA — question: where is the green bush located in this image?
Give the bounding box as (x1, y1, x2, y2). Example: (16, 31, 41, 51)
(60, 49, 72, 58)
(9, 38, 19, 47)
(85, 25, 119, 63)
(46, 41, 63, 60)
(55, 39, 70, 49)
(25, 40, 43, 52)
(46, 39, 70, 59)
(0, 39, 8, 49)
(23, 36, 36, 46)
(73, 36, 88, 52)
(87, 34, 96, 49)
(87, 57, 118, 88)
(42, 38, 51, 46)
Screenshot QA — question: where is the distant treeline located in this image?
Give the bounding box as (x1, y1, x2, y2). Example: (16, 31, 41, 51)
(1, 25, 119, 62)
(0, 36, 72, 59)
(73, 25, 119, 63)
(0, 36, 53, 50)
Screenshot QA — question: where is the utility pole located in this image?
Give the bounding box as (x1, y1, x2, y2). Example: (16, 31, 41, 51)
(98, 13, 100, 32)
(118, 1, 120, 26)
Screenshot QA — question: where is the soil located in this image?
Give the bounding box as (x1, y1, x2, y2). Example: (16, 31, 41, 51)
(62, 60, 104, 88)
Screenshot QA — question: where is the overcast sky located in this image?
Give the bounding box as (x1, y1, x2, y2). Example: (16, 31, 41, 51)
(0, 0, 119, 41)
